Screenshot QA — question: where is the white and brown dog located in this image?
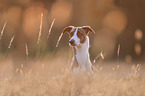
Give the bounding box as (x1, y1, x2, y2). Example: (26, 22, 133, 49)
(62, 26, 95, 96)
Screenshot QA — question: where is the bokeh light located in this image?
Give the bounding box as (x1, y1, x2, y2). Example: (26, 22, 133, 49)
(102, 10, 127, 35)
(50, 1, 72, 27)
(134, 43, 142, 55)
(23, 5, 48, 38)
(134, 29, 143, 41)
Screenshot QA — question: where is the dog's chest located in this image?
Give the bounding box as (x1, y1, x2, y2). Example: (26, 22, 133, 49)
(72, 50, 88, 74)
(75, 50, 88, 67)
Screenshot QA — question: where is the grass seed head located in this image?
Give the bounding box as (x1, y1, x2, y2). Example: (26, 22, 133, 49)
(117, 44, 120, 56)
(8, 35, 15, 49)
(47, 18, 55, 39)
(25, 43, 29, 60)
(37, 13, 43, 44)
(0, 20, 7, 39)
(56, 32, 63, 47)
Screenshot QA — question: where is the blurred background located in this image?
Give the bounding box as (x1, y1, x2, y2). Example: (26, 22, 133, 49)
(0, 0, 145, 65)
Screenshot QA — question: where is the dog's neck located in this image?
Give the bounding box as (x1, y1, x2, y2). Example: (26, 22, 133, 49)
(72, 36, 90, 67)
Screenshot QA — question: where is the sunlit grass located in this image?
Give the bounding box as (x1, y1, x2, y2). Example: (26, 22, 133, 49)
(0, 57, 145, 96)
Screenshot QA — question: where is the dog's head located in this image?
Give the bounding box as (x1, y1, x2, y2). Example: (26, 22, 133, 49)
(62, 26, 95, 47)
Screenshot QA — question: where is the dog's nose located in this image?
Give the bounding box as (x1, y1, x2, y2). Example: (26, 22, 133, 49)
(69, 39, 75, 45)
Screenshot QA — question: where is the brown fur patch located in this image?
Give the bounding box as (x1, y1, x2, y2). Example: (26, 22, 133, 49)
(77, 28, 87, 43)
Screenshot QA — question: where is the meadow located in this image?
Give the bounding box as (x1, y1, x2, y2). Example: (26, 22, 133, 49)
(0, 53, 145, 96)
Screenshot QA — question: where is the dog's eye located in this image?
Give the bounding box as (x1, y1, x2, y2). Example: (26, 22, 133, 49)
(77, 31, 82, 37)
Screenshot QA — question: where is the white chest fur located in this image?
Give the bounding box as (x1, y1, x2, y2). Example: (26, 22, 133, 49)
(75, 47, 88, 71)
(72, 36, 93, 74)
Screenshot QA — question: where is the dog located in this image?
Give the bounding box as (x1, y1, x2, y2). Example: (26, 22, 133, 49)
(62, 26, 95, 96)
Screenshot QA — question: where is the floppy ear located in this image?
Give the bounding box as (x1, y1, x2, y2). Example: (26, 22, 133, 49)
(62, 26, 74, 34)
(82, 26, 95, 35)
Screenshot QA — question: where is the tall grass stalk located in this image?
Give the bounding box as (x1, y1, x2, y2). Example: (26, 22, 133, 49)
(93, 51, 104, 63)
(25, 43, 29, 60)
(8, 35, 15, 49)
(56, 32, 63, 47)
(50, 31, 64, 59)
(39, 18, 55, 59)
(0, 20, 7, 39)
(36, 13, 43, 61)
(37, 13, 43, 44)
(3, 35, 15, 59)
(47, 18, 55, 39)
(117, 44, 120, 69)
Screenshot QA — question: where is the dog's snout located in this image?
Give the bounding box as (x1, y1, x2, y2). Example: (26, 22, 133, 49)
(69, 39, 75, 45)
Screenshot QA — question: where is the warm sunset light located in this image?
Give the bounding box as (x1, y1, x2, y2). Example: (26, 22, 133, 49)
(0, 0, 145, 96)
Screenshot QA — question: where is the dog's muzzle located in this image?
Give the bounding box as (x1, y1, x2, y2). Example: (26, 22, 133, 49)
(69, 39, 76, 46)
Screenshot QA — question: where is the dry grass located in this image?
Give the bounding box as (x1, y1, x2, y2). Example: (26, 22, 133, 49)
(37, 13, 43, 45)
(0, 56, 145, 96)
(0, 20, 7, 40)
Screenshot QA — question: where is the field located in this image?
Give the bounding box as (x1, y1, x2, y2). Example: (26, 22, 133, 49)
(0, 53, 145, 96)
(0, 0, 144, 96)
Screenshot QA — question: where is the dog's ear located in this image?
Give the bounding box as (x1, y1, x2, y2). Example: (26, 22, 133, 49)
(82, 26, 95, 35)
(62, 26, 74, 34)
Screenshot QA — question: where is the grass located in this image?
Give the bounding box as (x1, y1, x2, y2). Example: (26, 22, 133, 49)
(0, 36, 145, 96)
(0, 56, 145, 96)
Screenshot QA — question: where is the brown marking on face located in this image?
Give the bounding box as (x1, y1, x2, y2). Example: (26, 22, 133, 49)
(77, 28, 87, 43)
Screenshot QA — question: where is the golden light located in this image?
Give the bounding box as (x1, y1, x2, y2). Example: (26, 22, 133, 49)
(50, 2, 72, 27)
(23, 5, 48, 38)
(102, 10, 127, 35)
(134, 29, 143, 41)
(134, 43, 142, 55)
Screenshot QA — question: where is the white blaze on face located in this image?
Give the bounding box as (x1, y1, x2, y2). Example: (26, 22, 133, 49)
(69, 28, 81, 46)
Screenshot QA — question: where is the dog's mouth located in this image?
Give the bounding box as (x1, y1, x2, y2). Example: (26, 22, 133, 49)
(69, 39, 81, 47)
(69, 39, 76, 46)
